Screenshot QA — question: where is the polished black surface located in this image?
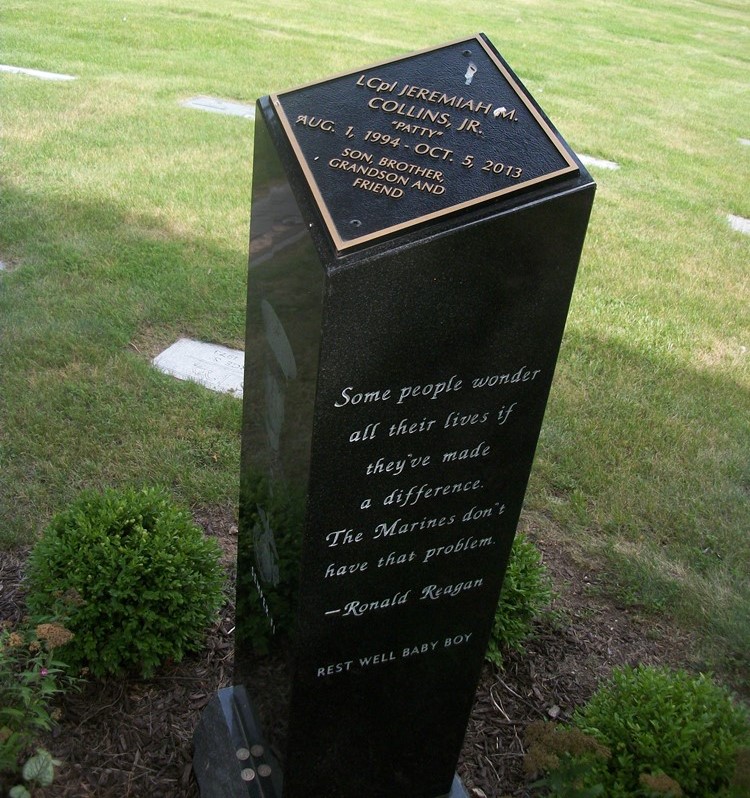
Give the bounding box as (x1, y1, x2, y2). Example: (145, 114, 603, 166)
(236, 110, 324, 674)
(193, 687, 282, 798)
(235, 35, 595, 798)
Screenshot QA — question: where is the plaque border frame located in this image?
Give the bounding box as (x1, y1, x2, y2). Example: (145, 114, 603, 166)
(271, 34, 579, 252)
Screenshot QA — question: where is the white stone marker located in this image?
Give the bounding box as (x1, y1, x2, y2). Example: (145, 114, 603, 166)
(727, 214, 750, 235)
(577, 153, 620, 170)
(180, 96, 256, 119)
(0, 64, 77, 81)
(153, 338, 244, 397)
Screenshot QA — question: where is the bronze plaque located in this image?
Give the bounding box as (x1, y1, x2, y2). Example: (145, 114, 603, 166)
(272, 34, 578, 251)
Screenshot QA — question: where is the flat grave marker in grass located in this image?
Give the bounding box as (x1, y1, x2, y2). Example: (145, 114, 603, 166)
(727, 214, 750, 235)
(0, 64, 76, 81)
(180, 96, 256, 119)
(577, 152, 620, 170)
(194, 33, 595, 798)
(152, 338, 244, 397)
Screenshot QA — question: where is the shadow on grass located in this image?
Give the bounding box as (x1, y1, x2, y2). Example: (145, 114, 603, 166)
(0, 183, 249, 546)
(535, 326, 749, 672)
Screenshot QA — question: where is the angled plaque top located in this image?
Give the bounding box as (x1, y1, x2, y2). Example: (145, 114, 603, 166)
(271, 34, 579, 251)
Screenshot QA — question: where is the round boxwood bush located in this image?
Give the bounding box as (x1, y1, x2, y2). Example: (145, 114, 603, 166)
(485, 533, 552, 667)
(568, 665, 750, 797)
(26, 487, 225, 678)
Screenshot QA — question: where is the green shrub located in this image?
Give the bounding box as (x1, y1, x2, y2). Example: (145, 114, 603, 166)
(524, 720, 611, 798)
(556, 666, 750, 797)
(485, 533, 552, 667)
(26, 487, 225, 678)
(1, 621, 75, 793)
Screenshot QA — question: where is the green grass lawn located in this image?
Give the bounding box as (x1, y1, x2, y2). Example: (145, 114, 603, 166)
(1, 0, 748, 672)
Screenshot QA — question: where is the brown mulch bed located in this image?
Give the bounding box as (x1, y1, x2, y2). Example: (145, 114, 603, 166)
(0, 507, 719, 798)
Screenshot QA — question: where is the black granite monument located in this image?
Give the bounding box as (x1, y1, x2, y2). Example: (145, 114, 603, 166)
(194, 33, 595, 798)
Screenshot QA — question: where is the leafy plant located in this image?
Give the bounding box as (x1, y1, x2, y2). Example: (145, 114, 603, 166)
(9, 748, 62, 797)
(536, 666, 750, 797)
(0, 622, 75, 793)
(485, 533, 552, 667)
(25, 487, 225, 678)
(525, 720, 610, 798)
